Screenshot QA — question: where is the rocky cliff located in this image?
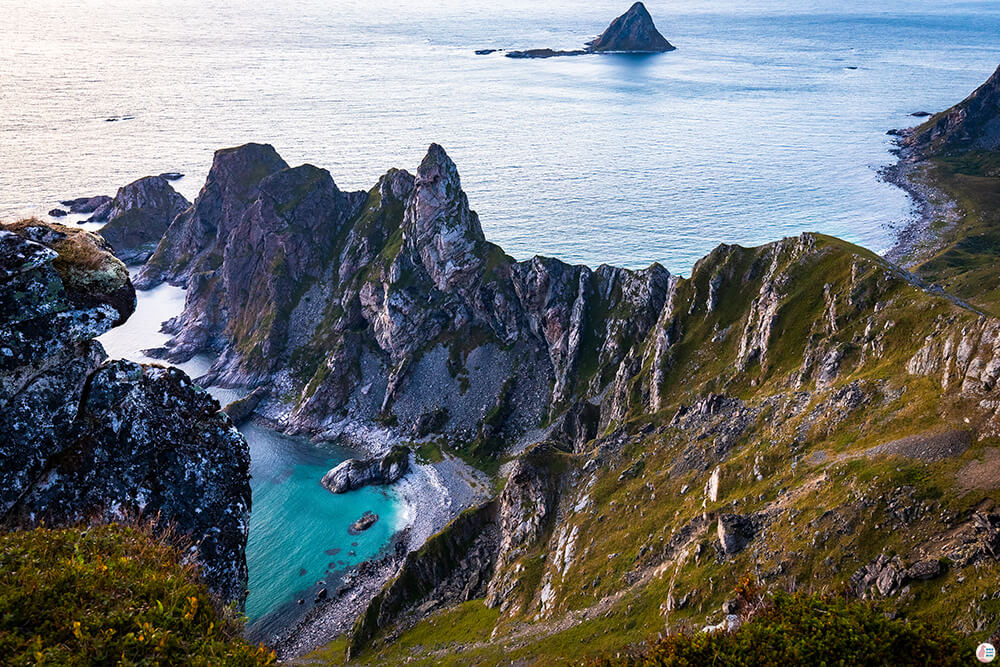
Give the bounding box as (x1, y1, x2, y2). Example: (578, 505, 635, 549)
(97, 175, 190, 265)
(0, 219, 251, 605)
(903, 64, 1000, 157)
(136, 143, 671, 459)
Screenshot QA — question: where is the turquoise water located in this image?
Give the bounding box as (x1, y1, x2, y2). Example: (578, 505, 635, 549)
(243, 423, 404, 621)
(96, 279, 408, 627)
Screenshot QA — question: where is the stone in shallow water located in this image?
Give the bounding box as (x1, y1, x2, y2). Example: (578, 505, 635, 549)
(349, 511, 379, 534)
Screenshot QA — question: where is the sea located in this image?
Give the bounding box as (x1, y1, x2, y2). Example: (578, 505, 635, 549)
(4, 0, 999, 629)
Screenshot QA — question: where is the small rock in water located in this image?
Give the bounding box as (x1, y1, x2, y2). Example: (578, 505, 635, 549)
(475, 49, 498, 55)
(349, 511, 379, 534)
(298, 568, 306, 576)
(910, 111, 932, 117)
(297, 599, 304, 605)
(314, 588, 327, 602)
(324, 547, 341, 556)
(159, 172, 184, 181)
(48, 208, 67, 218)
(351, 542, 359, 547)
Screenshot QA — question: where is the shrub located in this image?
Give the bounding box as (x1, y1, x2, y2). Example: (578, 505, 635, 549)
(0, 523, 275, 666)
(593, 591, 970, 667)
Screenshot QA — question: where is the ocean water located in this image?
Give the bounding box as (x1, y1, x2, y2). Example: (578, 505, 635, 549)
(96, 279, 407, 624)
(3, 1, 999, 272)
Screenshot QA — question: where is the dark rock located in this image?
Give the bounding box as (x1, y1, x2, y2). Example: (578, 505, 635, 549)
(717, 513, 758, 556)
(61, 195, 112, 215)
(95, 175, 191, 265)
(475, 49, 499, 55)
(909, 111, 932, 117)
(505, 48, 588, 59)
(159, 172, 184, 181)
(223, 386, 268, 425)
(905, 559, 943, 581)
(349, 512, 379, 534)
(299, 568, 307, 576)
(48, 208, 67, 218)
(314, 588, 328, 602)
(0, 219, 250, 606)
(413, 407, 449, 437)
(587, 2, 675, 53)
(321, 445, 410, 494)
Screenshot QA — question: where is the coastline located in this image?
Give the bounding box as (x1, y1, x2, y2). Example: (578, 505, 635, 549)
(264, 451, 492, 659)
(879, 137, 962, 268)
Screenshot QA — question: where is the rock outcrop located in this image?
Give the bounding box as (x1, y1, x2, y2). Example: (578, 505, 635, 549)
(587, 2, 675, 53)
(499, 2, 674, 59)
(97, 175, 191, 264)
(903, 64, 1000, 156)
(321, 446, 410, 494)
(0, 219, 251, 605)
(60, 195, 111, 215)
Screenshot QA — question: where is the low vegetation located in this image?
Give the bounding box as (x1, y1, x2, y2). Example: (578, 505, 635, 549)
(0, 523, 275, 666)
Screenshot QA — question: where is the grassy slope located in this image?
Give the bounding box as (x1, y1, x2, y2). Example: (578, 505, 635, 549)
(302, 221, 1000, 664)
(0, 523, 275, 666)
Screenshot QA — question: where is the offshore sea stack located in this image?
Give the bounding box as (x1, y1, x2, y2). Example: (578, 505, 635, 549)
(0, 219, 252, 605)
(495, 2, 675, 59)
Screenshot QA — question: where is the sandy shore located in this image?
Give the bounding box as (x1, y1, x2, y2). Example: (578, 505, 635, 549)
(269, 450, 492, 660)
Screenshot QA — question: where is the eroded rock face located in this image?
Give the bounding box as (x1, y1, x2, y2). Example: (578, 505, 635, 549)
(587, 2, 675, 53)
(135, 142, 289, 290)
(0, 220, 251, 605)
(321, 446, 410, 494)
(904, 64, 1000, 155)
(97, 175, 190, 264)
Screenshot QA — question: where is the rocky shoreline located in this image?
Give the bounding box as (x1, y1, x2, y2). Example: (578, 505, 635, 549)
(259, 451, 490, 659)
(879, 141, 961, 268)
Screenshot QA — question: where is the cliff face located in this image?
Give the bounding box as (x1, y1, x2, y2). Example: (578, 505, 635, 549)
(141, 143, 670, 453)
(0, 219, 251, 605)
(97, 175, 190, 265)
(904, 64, 1000, 156)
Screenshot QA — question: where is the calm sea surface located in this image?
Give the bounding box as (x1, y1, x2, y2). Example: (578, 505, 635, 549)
(7, 0, 1000, 628)
(3, 0, 999, 271)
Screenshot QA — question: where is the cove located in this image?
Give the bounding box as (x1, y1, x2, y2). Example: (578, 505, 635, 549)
(96, 277, 408, 633)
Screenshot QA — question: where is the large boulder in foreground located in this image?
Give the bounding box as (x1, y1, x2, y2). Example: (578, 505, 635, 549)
(0, 219, 251, 605)
(321, 445, 410, 494)
(97, 175, 190, 265)
(587, 2, 675, 53)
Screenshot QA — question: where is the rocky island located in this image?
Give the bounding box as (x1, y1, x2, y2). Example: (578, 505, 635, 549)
(483, 2, 675, 59)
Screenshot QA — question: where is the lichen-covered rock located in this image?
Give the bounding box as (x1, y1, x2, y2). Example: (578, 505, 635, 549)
(97, 175, 190, 264)
(0, 220, 251, 606)
(321, 445, 410, 494)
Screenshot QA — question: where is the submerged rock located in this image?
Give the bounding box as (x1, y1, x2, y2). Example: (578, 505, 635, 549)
(0, 219, 251, 606)
(96, 175, 190, 265)
(321, 446, 410, 494)
(349, 511, 379, 534)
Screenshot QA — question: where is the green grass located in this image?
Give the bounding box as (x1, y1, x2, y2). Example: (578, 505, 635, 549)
(0, 523, 275, 666)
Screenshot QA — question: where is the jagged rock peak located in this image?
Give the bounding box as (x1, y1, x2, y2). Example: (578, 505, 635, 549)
(135, 142, 289, 289)
(588, 2, 675, 53)
(403, 143, 486, 291)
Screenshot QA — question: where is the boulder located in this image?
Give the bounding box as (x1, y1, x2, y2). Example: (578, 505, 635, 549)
(48, 208, 67, 218)
(717, 513, 758, 556)
(349, 512, 379, 534)
(321, 445, 410, 494)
